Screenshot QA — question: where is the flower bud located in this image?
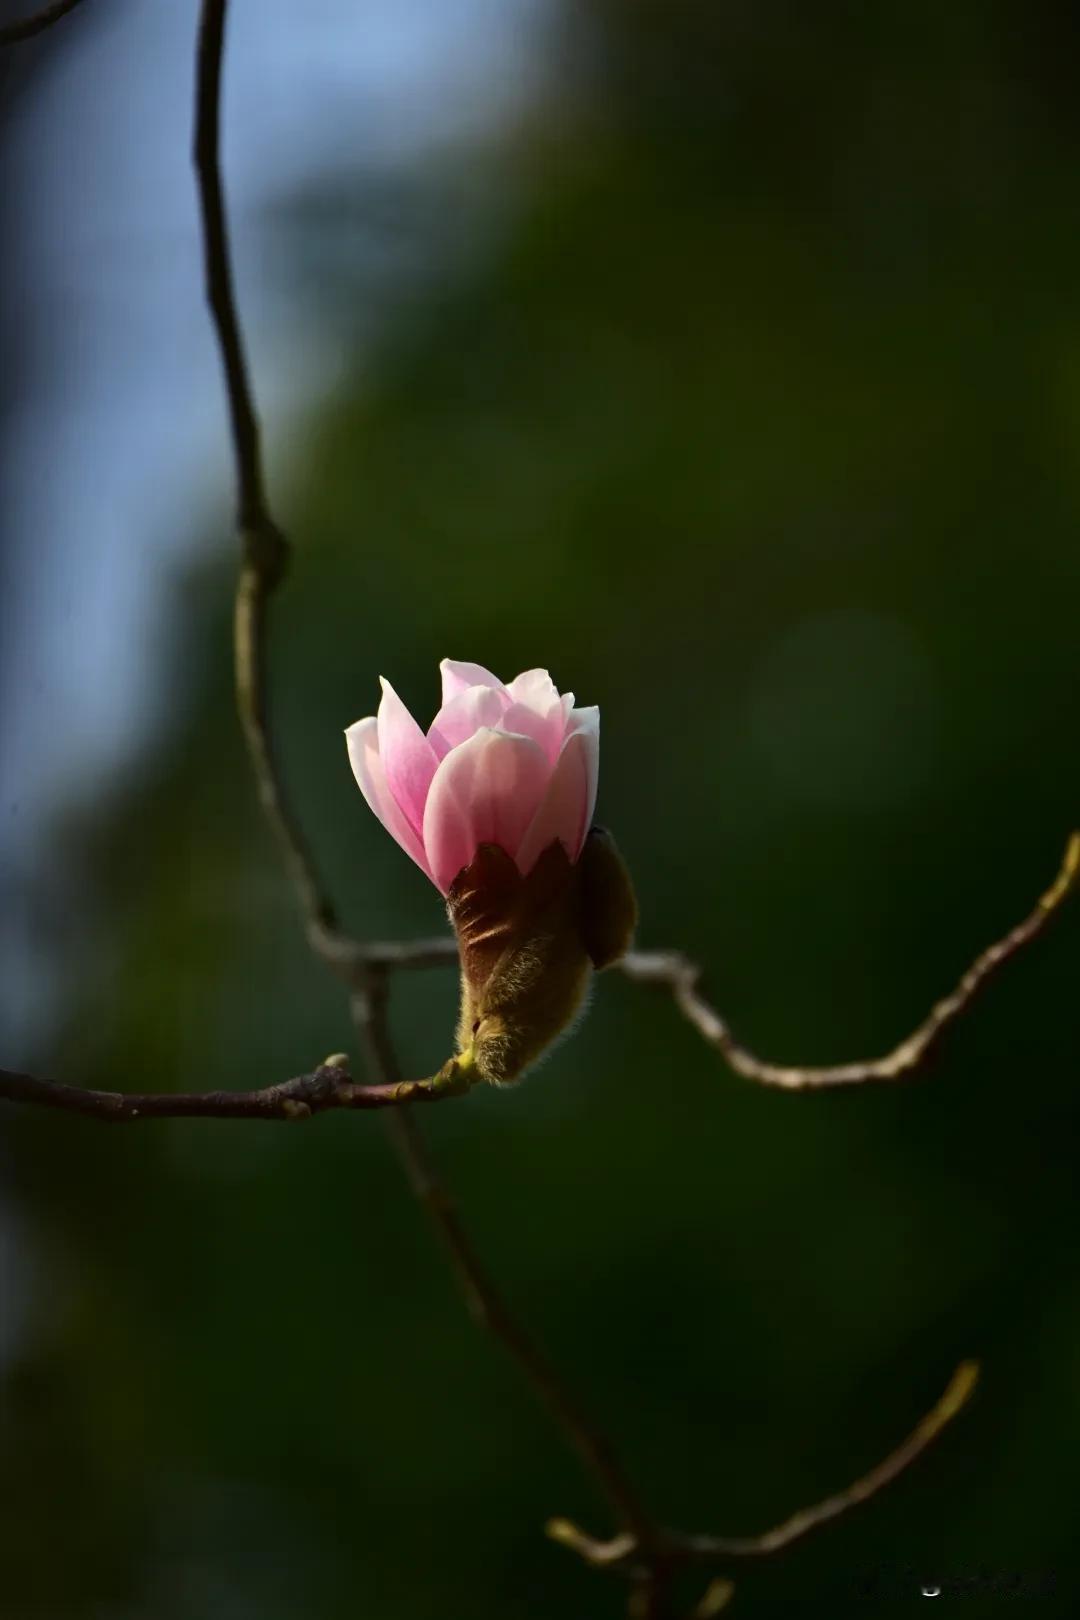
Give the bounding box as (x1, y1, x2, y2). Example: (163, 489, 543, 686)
(448, 827, 637, 1085)
(346, 660, 636, 1084)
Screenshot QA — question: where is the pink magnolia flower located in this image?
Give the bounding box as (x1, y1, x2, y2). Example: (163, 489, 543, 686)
(346, 660, 599, 895)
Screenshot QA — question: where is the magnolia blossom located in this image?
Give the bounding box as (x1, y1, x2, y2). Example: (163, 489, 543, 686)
(346, 660, 599, 895)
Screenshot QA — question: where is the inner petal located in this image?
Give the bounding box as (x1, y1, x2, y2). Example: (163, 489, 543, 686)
(507, 667, 561, 718)
(422, 727, 553, 891)
(428, 684, 508, 758)
(500, 699, 565, 762)
(440, 658, 507, 706)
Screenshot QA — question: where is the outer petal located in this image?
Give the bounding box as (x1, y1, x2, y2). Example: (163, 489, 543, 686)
(346, 717, 434, 881)
(377, 677, 438, 835)
(439, 658, 507, 706)
(514, 723, 599, 875)
(569, 706, 600, 833)
(422, 727, 552, 894)
(428, 683, 507, 758)
(566, 703, 599, 740)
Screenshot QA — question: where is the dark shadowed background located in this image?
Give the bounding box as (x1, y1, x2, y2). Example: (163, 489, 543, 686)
(2, 2, 1079, 1616)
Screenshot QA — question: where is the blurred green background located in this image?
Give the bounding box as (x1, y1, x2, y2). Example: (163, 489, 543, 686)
(2, 1, 1079, 1616)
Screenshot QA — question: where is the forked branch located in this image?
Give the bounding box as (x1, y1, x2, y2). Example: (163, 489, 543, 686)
(548, 1360, 979, 1570)
(4, 839, 1074, 1121)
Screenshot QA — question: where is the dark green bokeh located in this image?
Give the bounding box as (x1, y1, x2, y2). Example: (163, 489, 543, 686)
(3, 2, 1080, 1616)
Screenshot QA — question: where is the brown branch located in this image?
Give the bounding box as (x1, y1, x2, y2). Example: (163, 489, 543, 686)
(194, 0, 339, 940)
(308, 924, 457, 983)
(0, 1058, 470, 1121)
(0, 0, 86, 44)
(620, 833, 1079, 1090)
(674, 1360, 980, 1561)
(352, 969, 660, 1552)
(549, 1361, 979, 1590)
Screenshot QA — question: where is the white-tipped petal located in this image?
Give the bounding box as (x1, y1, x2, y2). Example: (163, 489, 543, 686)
(346, 717, 433, 880)
(439, 658, 507, 707)
(514, 724, 598, 875)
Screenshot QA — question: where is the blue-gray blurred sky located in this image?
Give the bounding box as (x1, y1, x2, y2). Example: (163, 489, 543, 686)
(1, 0, 548, 1044)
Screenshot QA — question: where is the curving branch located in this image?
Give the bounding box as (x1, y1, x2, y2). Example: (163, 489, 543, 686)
(549, 1362, 980, 1604)
(621, 833, 1079, 1090)
(352, 969, 659, 1551)
(0, 0, 86, 45)
(194, 0, 339, 940)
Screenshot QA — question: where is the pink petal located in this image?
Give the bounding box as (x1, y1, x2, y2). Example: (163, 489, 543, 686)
(428, 683, 507, 758)
(501, 699, 565, 762)
(422, 727, 553, 894)
(514, 724, 599, 875)
(346, 717, 434, 882)
(377, 677, 438, 835)
(506, 667, 561, 716)
(568, 706, 600, 832)
(566, 703, 599, 740)
(439, 658, 507, 706)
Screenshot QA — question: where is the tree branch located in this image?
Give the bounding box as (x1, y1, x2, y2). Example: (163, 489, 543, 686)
(621, 833, 1079, 1090)
(6, 831, 1073, 1124)
(0, 1057, 470, 1121)
(194, 0, 339, 940)
(0, 0, 86, 45)
(548, 1361, 979, 1586)
(352, 968, 661, 1552)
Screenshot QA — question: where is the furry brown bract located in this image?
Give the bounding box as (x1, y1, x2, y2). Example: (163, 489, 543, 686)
(447, 828, 638, 1085)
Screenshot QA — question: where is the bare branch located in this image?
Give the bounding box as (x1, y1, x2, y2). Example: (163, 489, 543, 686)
(674, 1359, 980, 1559)
(308, 923, 456, 984)
(548, 1360, 979, 1581)
(0, 0, 86, 45)
(0, 1057, 471, 1121)
(193, 0, 340, 940)
(621, 834, 1079, 1090)
(353, 969, 661, 1551)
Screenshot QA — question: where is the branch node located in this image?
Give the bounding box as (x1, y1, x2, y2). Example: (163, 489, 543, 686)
(240, 522, 289, 589)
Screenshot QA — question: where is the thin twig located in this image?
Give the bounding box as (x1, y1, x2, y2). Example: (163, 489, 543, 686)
(675, 1360, 980, 1559)
(353, 968, 660, 1551)
(0, 0, 85, 44)
(620, 833, 1079, 1090)
(549, 1360, 980, 1575)
(0, 1059, 464, 1121)
(309, 924, 456, 984)
(194, 0, 338, 938)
